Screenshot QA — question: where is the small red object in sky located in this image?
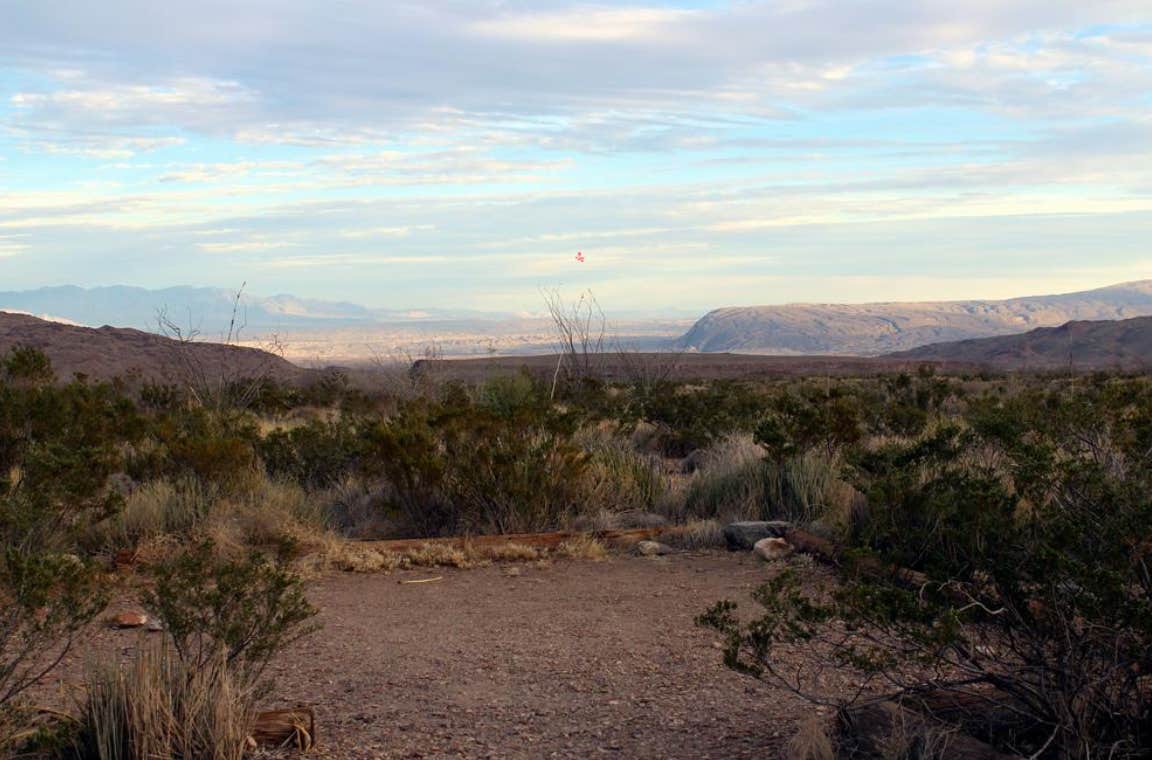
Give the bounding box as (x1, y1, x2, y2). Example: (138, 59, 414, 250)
(576, 251, 585, 263)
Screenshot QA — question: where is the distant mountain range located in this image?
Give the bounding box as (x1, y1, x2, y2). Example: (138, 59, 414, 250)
(887, 315, 1152, 369)
(678, 280, 1152, 356)
(0, 286, 511, 335)
(6, 281, 1152, 364)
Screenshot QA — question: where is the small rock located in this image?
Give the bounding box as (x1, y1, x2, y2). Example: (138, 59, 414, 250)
(112, 611, 149, 629)
(111, 549, 139, 570)
(753, 537, 793, 562)
(636, 540, 673, 557)
(146, 618, 165, 632)
(723, 521, 792, 551)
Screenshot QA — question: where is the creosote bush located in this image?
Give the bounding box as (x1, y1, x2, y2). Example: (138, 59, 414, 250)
(701, 377, 1152, 758)
(142, 540, 319, 686)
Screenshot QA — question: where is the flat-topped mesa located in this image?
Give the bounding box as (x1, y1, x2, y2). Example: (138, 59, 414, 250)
(678, 279, 1152, 355)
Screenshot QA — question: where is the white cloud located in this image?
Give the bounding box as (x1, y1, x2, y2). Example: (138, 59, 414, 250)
(469, 7, 697, 43)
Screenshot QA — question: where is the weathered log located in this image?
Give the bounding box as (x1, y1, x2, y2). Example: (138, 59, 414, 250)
(784, 527, 932, 589)
(355, 527, 668, 554)
(840, 701, 1020, 759)
(250, 707, 316, 751)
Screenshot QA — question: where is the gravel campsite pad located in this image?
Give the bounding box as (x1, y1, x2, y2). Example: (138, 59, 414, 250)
(49, 552, 849, 759)
(270, 552, 840, 759)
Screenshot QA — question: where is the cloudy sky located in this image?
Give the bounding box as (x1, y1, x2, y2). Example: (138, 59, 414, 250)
(1, 1, 1150, 312)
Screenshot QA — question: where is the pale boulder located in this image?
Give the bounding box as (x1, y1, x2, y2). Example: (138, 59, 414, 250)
(753, 537, 793, 562)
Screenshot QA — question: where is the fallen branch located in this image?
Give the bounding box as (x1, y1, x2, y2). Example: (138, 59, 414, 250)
(355, 527, 668, 554)
(784, 527, 930, 589)
(250, 707, 316, 751)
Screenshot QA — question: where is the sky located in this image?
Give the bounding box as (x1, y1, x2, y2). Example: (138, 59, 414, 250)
(1, 1, 1150, 313)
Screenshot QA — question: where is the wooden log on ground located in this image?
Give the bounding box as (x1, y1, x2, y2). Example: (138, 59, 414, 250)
(354, 527, 668, 554)
(898, 688, 1038, 749)
(784, 527, 931, 589)
(249, 707, 316, 751)
(840, 701, 1019, 759)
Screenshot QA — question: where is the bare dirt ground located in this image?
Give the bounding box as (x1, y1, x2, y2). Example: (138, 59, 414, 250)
(49, 552, 846, 759)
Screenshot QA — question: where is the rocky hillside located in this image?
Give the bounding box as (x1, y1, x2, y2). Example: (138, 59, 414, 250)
(678, 280, 1152, 355)
(886, 315, 1152, 369)
(0, 311, 309, 383)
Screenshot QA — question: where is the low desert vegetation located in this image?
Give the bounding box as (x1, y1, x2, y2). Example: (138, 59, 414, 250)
(702, 375, 1152, 758)
(1, 342, 1149, 756)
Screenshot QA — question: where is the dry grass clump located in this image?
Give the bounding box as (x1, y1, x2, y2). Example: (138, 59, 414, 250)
(96, 478, 212, 549)
(305, 539, 404, 574)
(99, 474, 336, 565)
(682, 435, 773, 522)
(555, 535, 608, 561)
(786, 716, 837, 760)
(578, 428, 668, 513)
(477, 542, 544, 563)
(876, 714, 960, 760)
(402, 542, 474, 568)
(200, 477, 330, 558)
(309, 536, 607, 574)
(678, 434, 856, 529)
(401, 540, 550, 568)
(662, 519, 725, 551)
(316, 476, 388, 538)
(73, 644, 255, 760)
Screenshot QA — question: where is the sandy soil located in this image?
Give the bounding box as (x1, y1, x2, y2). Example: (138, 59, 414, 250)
(52, 552, 847, 759)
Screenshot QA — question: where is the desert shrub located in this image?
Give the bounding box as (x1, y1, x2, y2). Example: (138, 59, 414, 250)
(72, 644, 254, 760)
(477, 372, 540, 417)
(139, 381, 185, 411)
(203, 477, 331, 554)
(260, 417, 364, 488)
(767, 449, 854, 527)
(579, 429, 666, 514)
(701, 385, 1152, 758)
(0, 455, 112, 731)
(92, 477, 211, 549)
(754, 388, 863, 463)
(634, 381, 768, 456)
(663, 519, 726, 551)
(129, 409, 260, 492)
(683, 436, 773, 521)
(681, 435, 849, 526)
(838, 368, 957, 438)
(0, 371, 143, 479)
(315, 476, 383, 537)
(3, 345, 55, 386)
(360, 406, 452, 536)
(237, 377, 302, 414)
(166, 434, 257, 491)
(142, 541, 319, 685)
(362, 397, 592, 536)
(443, 419, 589, 535)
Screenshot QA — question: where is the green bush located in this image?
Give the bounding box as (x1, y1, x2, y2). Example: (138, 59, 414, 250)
(362, 397, 591, 536)
(0, 354, 114, 731)
(701, 383, 1152, 758)
(142, 541, 319, 686)
(260, 418, 364, 489)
